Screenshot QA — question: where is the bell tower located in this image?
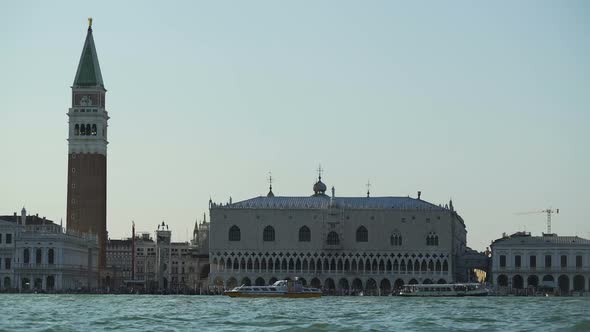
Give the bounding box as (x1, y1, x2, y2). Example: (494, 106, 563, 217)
(66, 18, 109, 269)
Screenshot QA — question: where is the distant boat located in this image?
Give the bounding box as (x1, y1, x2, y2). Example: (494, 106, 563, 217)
(224, 278, 322, 298)
(398, 283, 489, 297)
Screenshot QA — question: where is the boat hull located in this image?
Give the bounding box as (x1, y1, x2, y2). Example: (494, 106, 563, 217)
(399, 292, 488, 297)
(225, 292, 321, 298)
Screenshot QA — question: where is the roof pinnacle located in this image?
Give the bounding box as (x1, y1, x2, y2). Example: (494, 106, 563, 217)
(267, 171, 274, 197)
(88, 17, 93, 29)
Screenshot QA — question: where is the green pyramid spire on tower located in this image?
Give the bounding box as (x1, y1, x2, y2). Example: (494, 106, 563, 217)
(73, 18, 104, 88)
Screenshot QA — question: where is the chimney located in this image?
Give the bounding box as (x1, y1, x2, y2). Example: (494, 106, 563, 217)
(417, 191, 422, 200)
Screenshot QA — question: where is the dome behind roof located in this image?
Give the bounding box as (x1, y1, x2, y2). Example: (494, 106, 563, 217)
(313, 179, 327, 196)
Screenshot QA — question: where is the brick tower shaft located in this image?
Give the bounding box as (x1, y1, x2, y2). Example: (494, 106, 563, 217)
(66, 19, 109, 269)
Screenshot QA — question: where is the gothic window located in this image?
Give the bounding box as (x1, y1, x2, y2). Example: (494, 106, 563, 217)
(263, 226, 275, 242)
(23, 249, 30, 264)
(228, 225, 240, 241)
(91, 124, 97, 136)
(426, 232, 439, 246)
(298, 226, 311, 242)
(390, 232, 402, 246)
(74, 124, 80, 136)
(327, 231, 340, 245)
(86, 124, 91, 136)
(80, 124, 86, 135)
(356, 226, 368, 242)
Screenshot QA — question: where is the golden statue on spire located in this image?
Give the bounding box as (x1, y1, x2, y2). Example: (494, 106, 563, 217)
(88, 17, 93, 28)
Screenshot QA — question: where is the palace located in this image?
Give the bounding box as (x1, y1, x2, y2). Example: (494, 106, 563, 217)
(208, 173, 484, 294)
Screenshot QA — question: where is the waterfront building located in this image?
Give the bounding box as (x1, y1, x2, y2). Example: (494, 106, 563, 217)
(0, 208, 99, 291)
(66, 19, 109, 269)
(208, 173, 485, 294)
(104, 219, 210, 292)
(105, 238, 133, 288)
(133, 232, 157, 288)
(491, 232, 590, 294)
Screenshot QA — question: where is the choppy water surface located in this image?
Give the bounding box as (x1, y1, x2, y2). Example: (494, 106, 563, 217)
(0, 295, 588, 331)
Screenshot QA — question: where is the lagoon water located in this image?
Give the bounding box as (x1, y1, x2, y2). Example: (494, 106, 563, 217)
(0, 295, 588, 331)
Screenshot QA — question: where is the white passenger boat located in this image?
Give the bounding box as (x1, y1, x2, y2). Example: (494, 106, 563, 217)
(398, 283, 489, 297)
(224, 279, 322, 298)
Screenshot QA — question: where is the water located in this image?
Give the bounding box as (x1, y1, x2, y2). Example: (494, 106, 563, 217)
(0, 295, 588, 331)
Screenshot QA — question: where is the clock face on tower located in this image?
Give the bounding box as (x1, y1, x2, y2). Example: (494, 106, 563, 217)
(80, 95, 93, 106)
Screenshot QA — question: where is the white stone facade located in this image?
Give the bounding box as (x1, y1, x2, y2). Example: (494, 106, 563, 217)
(67, 101, 109, 156)
(491, 232, 590, 294)
(0, 209, 99, 291)
(209, 181, 468, 293)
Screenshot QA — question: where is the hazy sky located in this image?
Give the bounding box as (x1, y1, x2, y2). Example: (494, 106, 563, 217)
(1, 1, 588, 250)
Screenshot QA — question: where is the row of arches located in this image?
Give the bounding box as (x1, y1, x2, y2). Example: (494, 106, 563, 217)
(228, 225, 436, 246)
(74, 124, 97, 136)
(213, 256, 449, 275)
(19, 276, 55, 290)
(23, 248, 55, 265)
(216, 276, 448, 294)
(496, 274, 588, 292)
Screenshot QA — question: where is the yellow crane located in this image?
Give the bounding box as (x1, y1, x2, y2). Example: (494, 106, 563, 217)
(515, 208, 559, 234)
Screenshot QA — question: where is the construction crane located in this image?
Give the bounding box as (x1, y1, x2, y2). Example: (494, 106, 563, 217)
(515, 208, 559, 234)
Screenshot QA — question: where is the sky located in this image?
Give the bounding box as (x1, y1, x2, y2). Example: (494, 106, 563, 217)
(0, 1, 589, 250)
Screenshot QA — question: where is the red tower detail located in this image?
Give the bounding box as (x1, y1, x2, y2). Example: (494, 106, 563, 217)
(66, 19, 109, 269)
